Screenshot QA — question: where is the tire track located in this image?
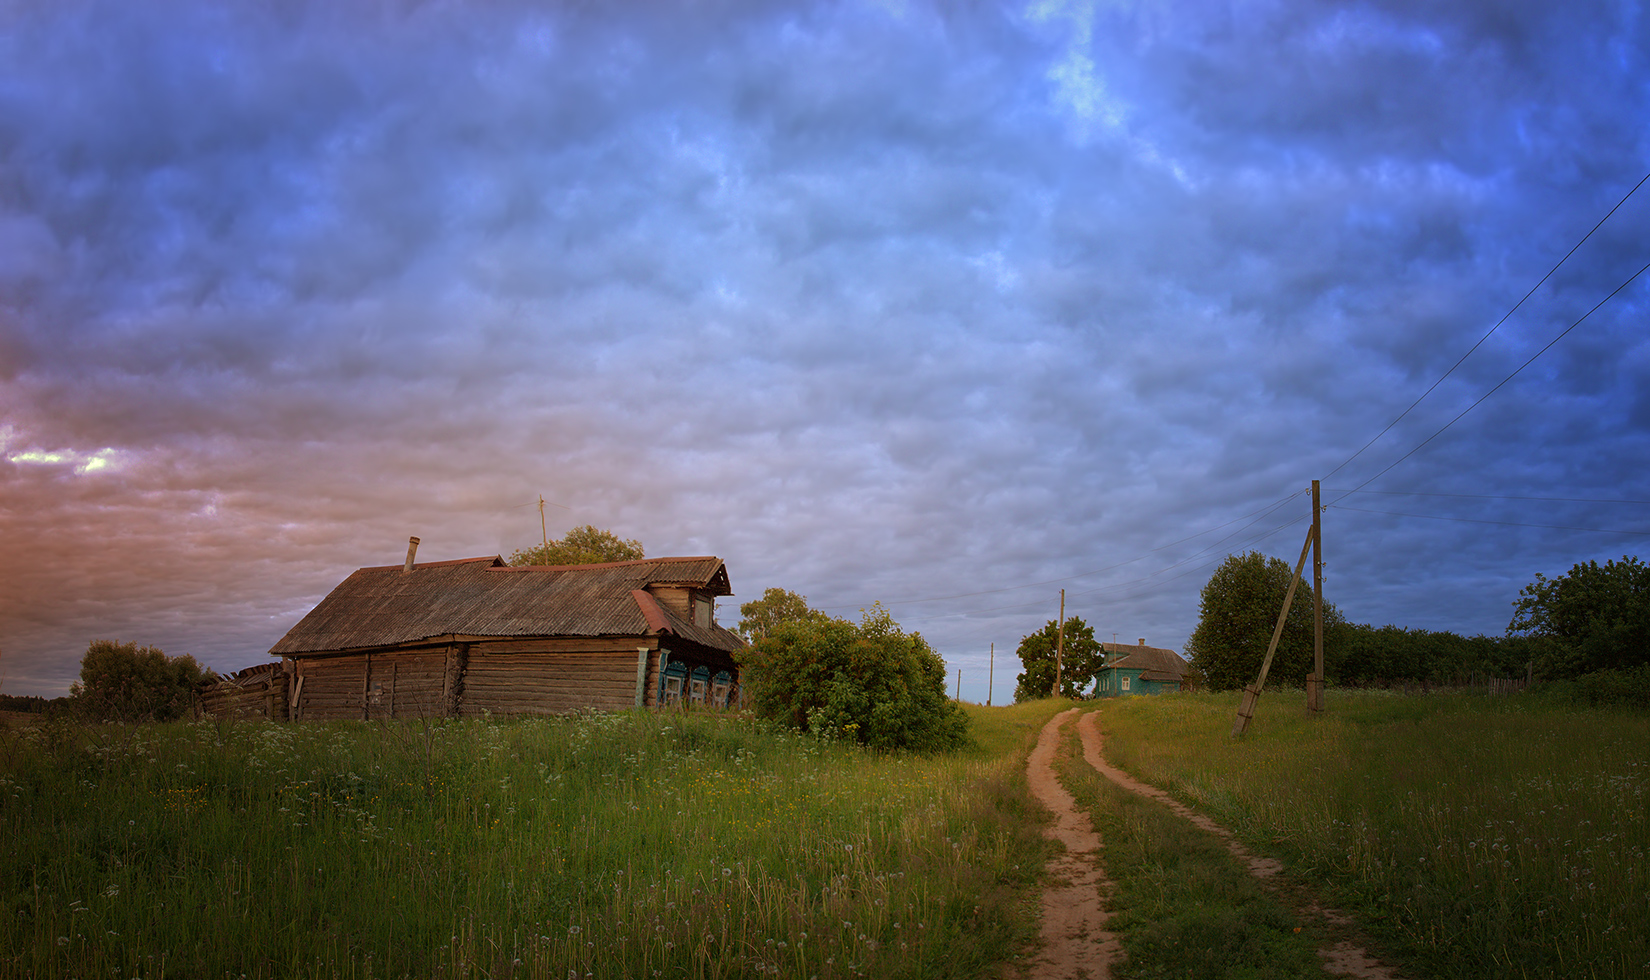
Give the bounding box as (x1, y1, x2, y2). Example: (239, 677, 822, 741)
(1073, 710, 1406, 980)
(1020, 707, 1122, 979)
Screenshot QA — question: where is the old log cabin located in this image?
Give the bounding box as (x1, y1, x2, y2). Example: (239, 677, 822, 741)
(268, 550, 745, 720)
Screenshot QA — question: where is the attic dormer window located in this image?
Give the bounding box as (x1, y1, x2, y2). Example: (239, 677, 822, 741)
(694, 594, 713, 627)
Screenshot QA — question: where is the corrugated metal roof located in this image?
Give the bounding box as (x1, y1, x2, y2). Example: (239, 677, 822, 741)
(270, 556, 744, 656)
(1102, 643, 1189, 679)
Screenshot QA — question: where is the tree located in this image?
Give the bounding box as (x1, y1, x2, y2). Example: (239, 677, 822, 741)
(70, 640, 208, 723)
(1508, 555, 1650, 678)
(1185, 551, 1342, 691)
(736, 587, 830, 643)
(507, 525, 644, 566)
(1013, 616, 1102, 702)
(736, 603, 970, 752)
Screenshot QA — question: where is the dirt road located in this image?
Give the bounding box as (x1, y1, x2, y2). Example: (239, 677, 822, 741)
(1019, 708, 1405, 980)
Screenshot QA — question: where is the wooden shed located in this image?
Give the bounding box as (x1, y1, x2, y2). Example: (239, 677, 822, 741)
(268, 553, 745, 720)
(1094, 639, 1191, 697)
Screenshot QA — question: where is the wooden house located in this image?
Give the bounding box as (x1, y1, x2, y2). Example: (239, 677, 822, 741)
(267, 549, 745, 720)
(1093, 639, 1191, 697)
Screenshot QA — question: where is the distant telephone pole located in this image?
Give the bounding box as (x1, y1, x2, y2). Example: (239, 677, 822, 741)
(1308, 479, 1325, 715)
(987, 642, 995, 706)
(1052, 589, 1066, 698)
(955, 668, 961, 702)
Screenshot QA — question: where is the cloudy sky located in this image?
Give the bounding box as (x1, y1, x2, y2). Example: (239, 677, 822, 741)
(4, 0, 1648, 700)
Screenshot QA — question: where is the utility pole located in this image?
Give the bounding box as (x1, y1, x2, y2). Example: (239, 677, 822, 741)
(1053, 589, 1066, 698)
(1308, 479, 1325, 716)
(955, 669, 961, 702)
(987, 642, 994, 706)
(538, 495, 549, 549)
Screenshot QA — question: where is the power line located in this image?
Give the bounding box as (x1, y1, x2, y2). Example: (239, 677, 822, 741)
(1325, 169, 1650, 482)
(1336, 505, 1650, 536)
(1333, 257, 1650, 502)
(1327, 489, 1650, 506)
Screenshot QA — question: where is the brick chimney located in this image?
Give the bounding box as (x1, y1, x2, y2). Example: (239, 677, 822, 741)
(404, 536, 420, 572)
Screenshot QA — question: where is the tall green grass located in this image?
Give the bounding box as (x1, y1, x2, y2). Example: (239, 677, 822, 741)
(0, 702, 1065, 979)
(1054, 720, 1324, 980)
(1095, 690, 1649, 980)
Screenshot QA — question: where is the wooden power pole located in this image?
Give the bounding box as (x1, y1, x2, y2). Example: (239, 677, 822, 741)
(1232, 493, 1319, 738)
(987, 642, 994, 706)
(1053, 589, 1066, 698)
(1308, 479, 1325, 715)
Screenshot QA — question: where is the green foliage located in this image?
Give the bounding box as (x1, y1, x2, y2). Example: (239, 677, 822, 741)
(506, 525, 644, 566)
(1509, 555, 1650, 678)
(1186, 551, 1342, 691)
(1536, 663, 1650, 710)
(737, 603, 971, 752)
(68, 639, 207, 723)
(1012, 616, 1101, 702)
(735, 586, 828, 642)
(1329, 624, 1535, 685)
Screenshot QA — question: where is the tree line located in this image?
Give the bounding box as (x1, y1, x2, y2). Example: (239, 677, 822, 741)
(1184, 551, 1649, 690)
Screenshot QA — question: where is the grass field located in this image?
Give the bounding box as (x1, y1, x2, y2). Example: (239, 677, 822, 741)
(1092, 689, 1650, 980)
(0, 702, 1065, 979)
(8, 690, 1643, 979)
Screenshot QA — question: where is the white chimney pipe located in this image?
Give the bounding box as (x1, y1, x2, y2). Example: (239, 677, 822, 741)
(404, 536, 421, 572)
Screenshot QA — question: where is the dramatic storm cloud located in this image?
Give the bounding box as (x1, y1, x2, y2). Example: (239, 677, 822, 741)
(3, 0, 1648, 698)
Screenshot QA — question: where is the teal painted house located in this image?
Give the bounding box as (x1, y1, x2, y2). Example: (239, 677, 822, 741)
(1094, 639, 1190, 697)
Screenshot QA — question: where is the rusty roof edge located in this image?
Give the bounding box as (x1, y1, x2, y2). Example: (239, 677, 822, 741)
(631, 589, 675, 635)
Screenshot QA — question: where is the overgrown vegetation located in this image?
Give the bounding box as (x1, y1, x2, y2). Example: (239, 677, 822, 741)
(68, 640, 208, 724)
(0, 704, 1061, 979)
(1094, 690, 1649, 980)
(736, 602, 970, 753)
(1510, 555, 1650, 678)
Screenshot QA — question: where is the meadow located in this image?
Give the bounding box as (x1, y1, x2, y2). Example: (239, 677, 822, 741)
(1093, 689, 1649, 980)
(0, 701, 1066, 980)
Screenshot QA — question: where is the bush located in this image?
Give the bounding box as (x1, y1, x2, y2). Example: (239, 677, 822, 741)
(1537, 664, 1650, 710)
(69, 639, 208, 723)
(735, 604, 970, 752)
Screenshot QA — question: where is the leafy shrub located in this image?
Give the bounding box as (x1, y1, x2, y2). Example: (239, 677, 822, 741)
(69, 639, 208, 723)
(736, 604, 970, 752)
(1538, 664, 1650, 710)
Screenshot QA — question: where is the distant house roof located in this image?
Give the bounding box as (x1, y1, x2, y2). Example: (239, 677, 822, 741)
(270, 555, 743, 657)
(1101, 642, 1190, 682)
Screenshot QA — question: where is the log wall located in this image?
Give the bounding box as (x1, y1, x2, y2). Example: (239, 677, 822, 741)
(291, 637, 671, 719)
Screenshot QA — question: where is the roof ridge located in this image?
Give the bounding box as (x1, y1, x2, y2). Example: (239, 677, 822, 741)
(359, 555, 504, 571)
(490, 555, 721, 572)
